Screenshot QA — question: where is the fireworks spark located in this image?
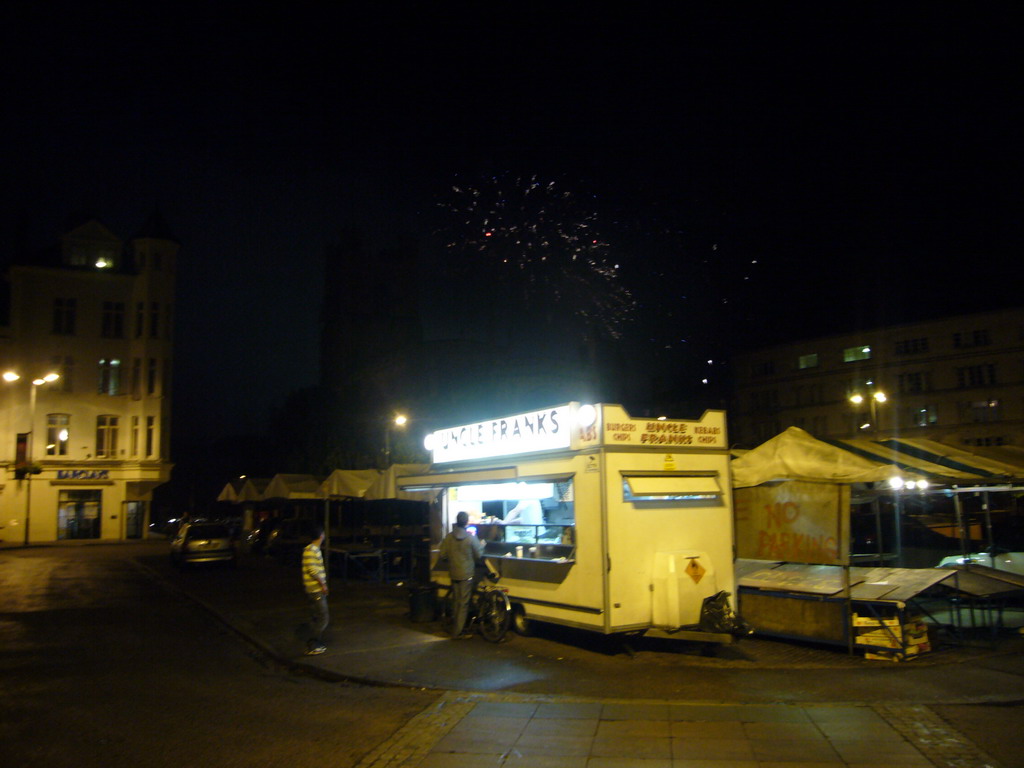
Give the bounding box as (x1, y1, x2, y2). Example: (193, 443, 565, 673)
(437, 174, 635, 339)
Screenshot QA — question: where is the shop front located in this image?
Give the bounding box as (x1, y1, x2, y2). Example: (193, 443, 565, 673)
(399, 403, 743, 643)
(2, 464, 169, 543)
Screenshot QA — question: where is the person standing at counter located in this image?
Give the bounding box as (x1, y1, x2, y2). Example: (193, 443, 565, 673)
(439, 511, 484, 639)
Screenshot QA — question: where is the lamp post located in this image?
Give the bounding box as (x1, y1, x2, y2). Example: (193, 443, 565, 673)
(383, 413, 408, 469)
(849, 389, 887, 436)
(5, 371, 60, 546)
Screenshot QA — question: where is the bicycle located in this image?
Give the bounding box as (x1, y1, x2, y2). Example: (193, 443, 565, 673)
(438, 560, 512, 643)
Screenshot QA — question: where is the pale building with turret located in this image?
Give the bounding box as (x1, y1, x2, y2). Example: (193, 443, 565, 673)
(0, 214, 177, 543)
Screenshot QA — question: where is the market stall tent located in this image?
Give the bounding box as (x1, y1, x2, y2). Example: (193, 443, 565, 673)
(731, 426, 919, 488)
(731, 427, 1024, 653)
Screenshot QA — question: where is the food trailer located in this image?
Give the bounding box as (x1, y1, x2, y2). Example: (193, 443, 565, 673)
(399, 403, 744, 644)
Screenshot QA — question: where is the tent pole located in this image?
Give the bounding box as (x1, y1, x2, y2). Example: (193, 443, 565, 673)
(893, 492, 903, 567)
(872, 497, 883, 564)
(983, 491, 993, 549)
(953, 488, 968, 556)
(844, 565, 853, 655)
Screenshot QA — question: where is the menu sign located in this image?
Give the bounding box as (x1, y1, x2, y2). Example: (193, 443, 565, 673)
(601, 406, 726, 449)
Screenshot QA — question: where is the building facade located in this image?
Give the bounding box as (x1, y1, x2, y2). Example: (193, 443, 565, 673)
(730, 306, 1024, 450)
(0, 216, 177, 543)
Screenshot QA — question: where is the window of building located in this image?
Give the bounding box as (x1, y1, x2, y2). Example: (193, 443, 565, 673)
(895, 337, 930, 355)
(911, 405, 938, 427)
(953, 329, 991, 349)
(898, 371, 932, 393)
(131, 416, 140, 456)
(96, 415, 119, 457)
(146, 415, 155, 457)
(965, 436, 1006, 447)
(52, 298, 76, 335)
(46, 413, 70, 456)
(956, 364, 996, 388)
(798, 353, 818, 370)
(131, 358, 141, 398)
(750, 390, 779, 411)
(135, 302, 144, 338)
(57, 490, 102, 540)
(964, 399, 1001, 423)
(98, 359, 121, 395)
(751, 360, 775, 377)
(147, 358, 158, 395)
(843, 345, 872, 362)
(101, 301, 125, 338)
(149, 302, 159, 338)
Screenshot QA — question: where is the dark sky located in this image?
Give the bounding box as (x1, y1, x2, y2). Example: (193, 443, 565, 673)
(2, 3, 1020, 445)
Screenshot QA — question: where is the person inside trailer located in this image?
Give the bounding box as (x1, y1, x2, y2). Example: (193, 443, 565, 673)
(502, 498, 544, 525)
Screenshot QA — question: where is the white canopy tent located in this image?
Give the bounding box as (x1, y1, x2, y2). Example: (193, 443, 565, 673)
(730, 426, 922, 488)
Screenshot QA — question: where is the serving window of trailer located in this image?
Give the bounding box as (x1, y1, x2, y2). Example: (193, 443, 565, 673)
(448, 479, 576, 561)
(622, 473, 724, 506)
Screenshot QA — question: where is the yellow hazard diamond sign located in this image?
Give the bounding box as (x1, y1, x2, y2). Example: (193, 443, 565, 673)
(685, 558, 706, 584)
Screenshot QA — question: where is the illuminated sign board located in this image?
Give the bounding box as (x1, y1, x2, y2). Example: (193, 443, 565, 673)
(601, 405, 727, 449)
(428, 405, 572, 463)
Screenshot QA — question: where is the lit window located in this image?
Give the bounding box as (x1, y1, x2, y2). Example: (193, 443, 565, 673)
(843, 345, 872, 363)
(98, 359, 121, 395)
(912, 406, 938, 427)
(798, 353, 818, 369)
(96, 415, 119, 457)
(47, 413, 70, 456)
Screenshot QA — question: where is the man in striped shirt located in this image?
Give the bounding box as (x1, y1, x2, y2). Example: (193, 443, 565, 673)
(302, 525, 329, 655)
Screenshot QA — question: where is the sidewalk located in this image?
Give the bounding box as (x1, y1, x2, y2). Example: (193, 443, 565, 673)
(139, 546, 1022, 767)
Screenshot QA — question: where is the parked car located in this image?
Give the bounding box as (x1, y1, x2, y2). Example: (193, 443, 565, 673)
(170, 522, 237, 568)
(264, 518, 320, 562)
(245, 518, 283, 554)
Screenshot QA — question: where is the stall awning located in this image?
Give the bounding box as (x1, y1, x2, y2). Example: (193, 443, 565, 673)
(263, 474, 325, 500)
(622, 473, 723, 500)
(319, 469, 382, 499)
(732, 427, 1024, 488)
(217, 477, 270, 503)
(731, 427, 909, 488)
(397, 466, 518, 491)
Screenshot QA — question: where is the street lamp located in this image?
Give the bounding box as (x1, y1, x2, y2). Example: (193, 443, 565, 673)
(849, 388, 887, 436)
(383, 413, 408, 468)
(5, 371, 61, 546)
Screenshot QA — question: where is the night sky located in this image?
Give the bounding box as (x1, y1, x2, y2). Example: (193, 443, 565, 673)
(3, 3, 1019, 449)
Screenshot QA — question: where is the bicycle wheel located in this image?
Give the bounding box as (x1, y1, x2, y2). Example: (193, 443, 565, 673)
(477, 589, 511, 643)
(438, 589, 456, 636)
